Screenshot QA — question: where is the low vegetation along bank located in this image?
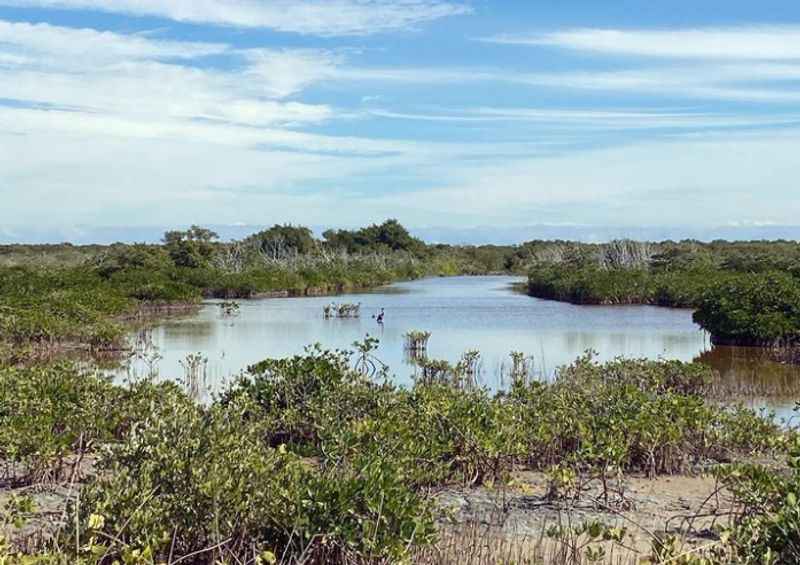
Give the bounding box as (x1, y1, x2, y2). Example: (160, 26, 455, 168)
(2, 345, 798, 564)
(0, 220, 527, 357)
(526, 240, 800, 347)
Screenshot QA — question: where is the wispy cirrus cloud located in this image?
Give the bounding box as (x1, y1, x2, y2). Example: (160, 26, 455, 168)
(0, 19, 342, 126)
(482, 26, 800, 60)
(333, 62, 800, 104)
(0, 19, 228, 64)
(367, 107, 800, 130)
(0, 17, 394, 226)
(0, 15, 570, 228)
(2, 4, 799, 233)
(366, 129, 800, 227)
(0, 0, 471, 35)
(470, 25, 800, 104)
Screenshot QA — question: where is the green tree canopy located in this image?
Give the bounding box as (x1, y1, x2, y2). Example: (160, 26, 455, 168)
(323, 219, 424, 254)
(163, 225, 219, 268)
(246, 224, 317, 258)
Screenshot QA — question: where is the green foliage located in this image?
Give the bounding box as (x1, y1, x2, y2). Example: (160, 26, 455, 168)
(228, 348, 782, 491)
(0, 362, 188, 486)
(0, 266, 131, 348)
(246, 223, 318, 256)
(508, 355, 781, 481)
(92, 243, 171, 279)
(323, 219, 425, 254)
(0, 347, 789, 563)
(713, 435, 800, 563)
(528, 265, 657, 305)
(527, 239, 800, 347)
(162, 225, 219, 268)
(546, 520, 628, 563)
(76, 384, 434, 563)
(693, 271, 800, 345)
(0, 262, 202, 351)
(227, 345, 370, 451)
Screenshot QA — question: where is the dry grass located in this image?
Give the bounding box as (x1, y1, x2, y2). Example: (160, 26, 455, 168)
(412, 523, 640, 565)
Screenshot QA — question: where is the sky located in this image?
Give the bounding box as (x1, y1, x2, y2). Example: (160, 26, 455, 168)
(1, 0, 800, 243)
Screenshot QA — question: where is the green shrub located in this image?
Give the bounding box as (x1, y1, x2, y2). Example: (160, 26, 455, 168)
(75, 392, 434, 563)
(714, 435, 800, 563)
(694, 272, 800, 346)
(0, 347, 789, 563)
(508, 355, 781, 479)
(229, 348, 782, 491)
(0, 363, 186, 485)
(526, 241, 800, 348)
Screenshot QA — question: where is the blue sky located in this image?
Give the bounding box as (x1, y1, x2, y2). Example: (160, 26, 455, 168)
(1, 0, 799, 242)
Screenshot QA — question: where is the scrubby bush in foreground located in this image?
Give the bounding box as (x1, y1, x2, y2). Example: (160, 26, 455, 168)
(0, 363, 184, 486)
(76, 393, 435, 564)
(0, 348, 792, 563)
(230, 348, 783, 490)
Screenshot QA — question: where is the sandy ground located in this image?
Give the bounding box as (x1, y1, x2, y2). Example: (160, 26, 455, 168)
(2, 463, 733, 563)
(0, 455, 94, 550)
(431, 470, 733, 562)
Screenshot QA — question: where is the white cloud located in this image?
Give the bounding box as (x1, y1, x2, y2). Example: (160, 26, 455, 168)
(0, 0, 470, 35)
(0, 19, 228, 64)
(465, 25, 800, 103)
(0, 17, 564, 228)
(0, 17, 416, 227)
(512, 67, 800, 103)
(366, 130, 800, 226)
(484, 26, 800, 60)
(368, 107, 800, 130)
(0, 129, 369, 225)
(242, 49, 343, 98)
(333, 61, 800, 103)
(1, 14, 798, 230)
(0, 20, 560, 156)
(0, 19, 343, 128)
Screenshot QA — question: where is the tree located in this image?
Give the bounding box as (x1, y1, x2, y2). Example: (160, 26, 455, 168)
(246, 225, 317, 260)
(323, 220, 424, 254)
(693, 272, 800, 345)
(163, 225, 219, 268)
(94, 243, 170, 278)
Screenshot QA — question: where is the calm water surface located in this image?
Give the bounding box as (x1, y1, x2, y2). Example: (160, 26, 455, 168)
(123, 276, 800, 419)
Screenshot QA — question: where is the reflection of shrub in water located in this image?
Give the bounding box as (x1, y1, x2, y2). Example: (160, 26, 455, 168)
(697, 345, 800, 400)
(123, 328, 162, 382)
(351, 336, 388, 378)
(771, 344, 800, 366)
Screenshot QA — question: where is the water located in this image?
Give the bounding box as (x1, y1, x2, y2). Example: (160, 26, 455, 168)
(121, 276, 800, 419)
